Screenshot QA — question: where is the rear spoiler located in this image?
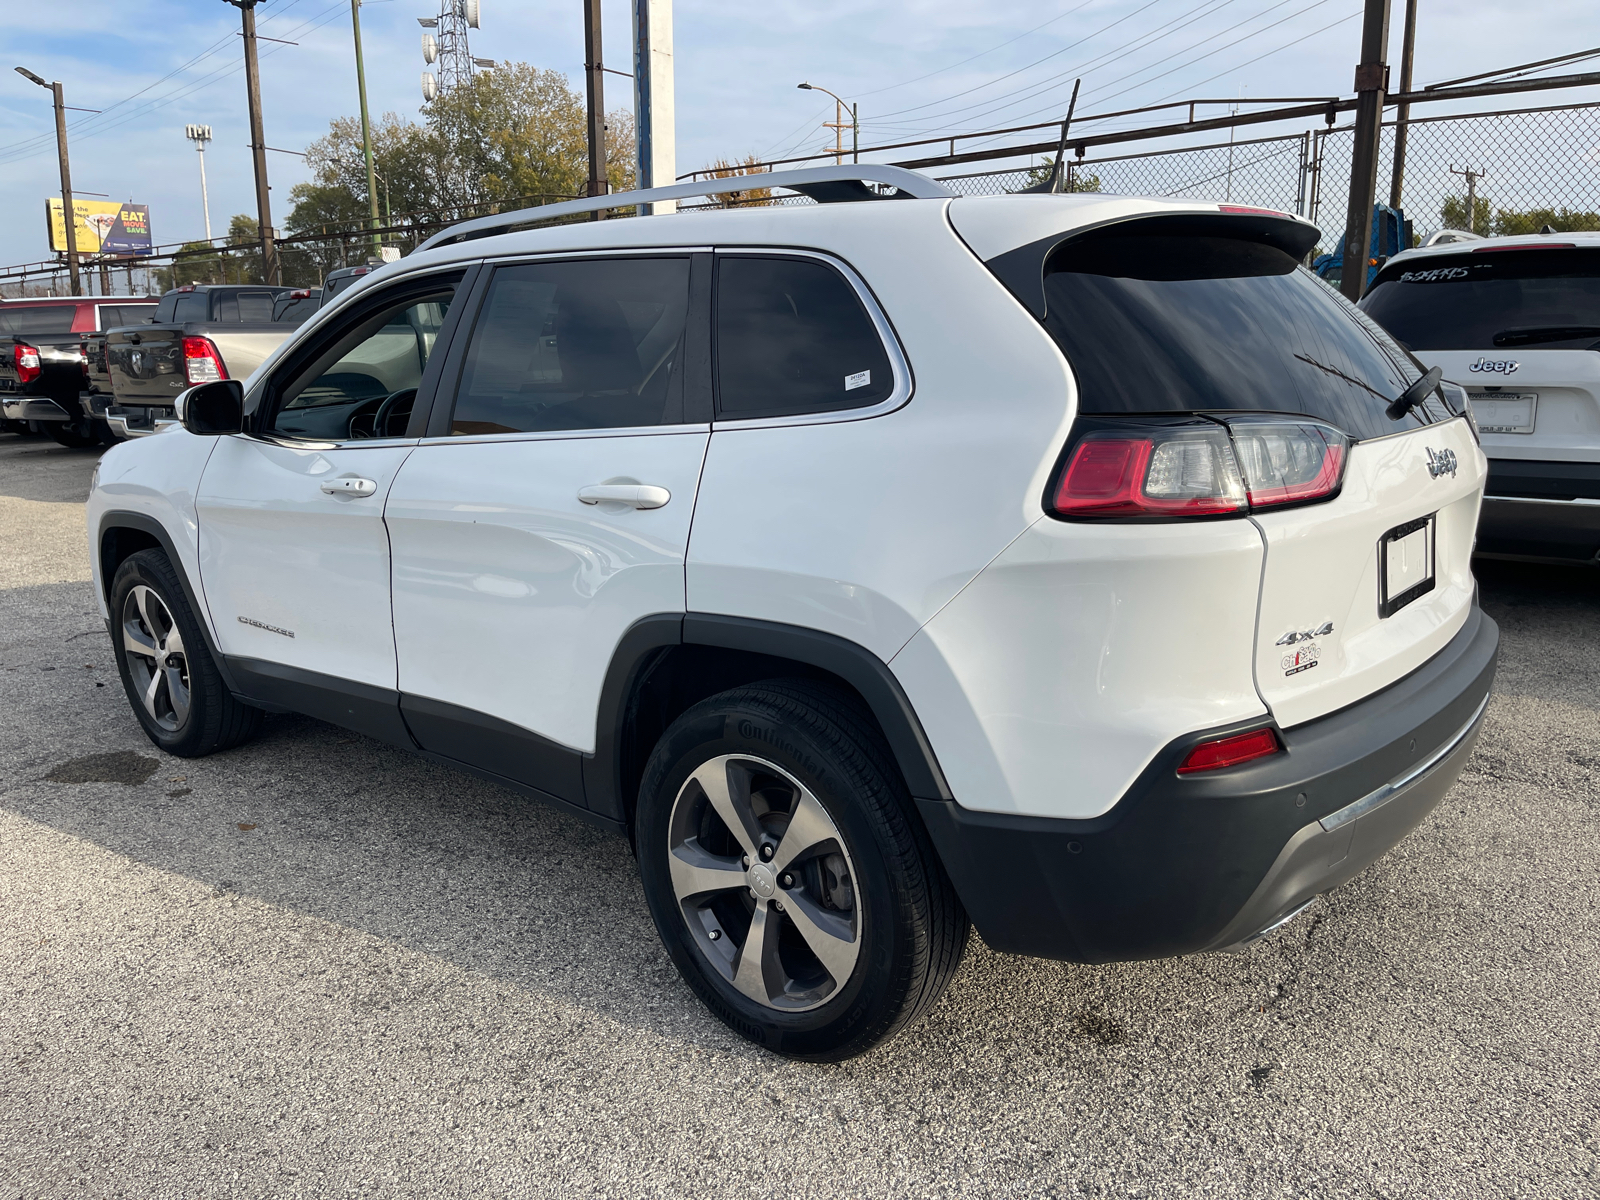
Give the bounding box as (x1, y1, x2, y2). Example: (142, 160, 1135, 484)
(985, 210, 1321, 321)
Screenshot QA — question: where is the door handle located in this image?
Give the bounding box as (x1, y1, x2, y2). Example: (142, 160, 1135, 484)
(577, 484, 671, 509)
(321, 477, 378, 498)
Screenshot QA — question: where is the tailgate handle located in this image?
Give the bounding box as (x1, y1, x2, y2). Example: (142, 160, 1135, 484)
(320, 477, 377, 498)
(127, 333, 141, 344)
(577, 483, 670, 509)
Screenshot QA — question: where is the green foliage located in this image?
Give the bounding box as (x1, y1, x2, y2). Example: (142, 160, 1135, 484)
(1440, 194, 1492, 234)
(1490, 205, 1600, 235)
(1018, 156, 1103, 193)
(284, 63, 636, 280)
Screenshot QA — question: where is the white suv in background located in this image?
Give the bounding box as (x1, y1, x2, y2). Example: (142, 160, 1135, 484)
(87, 167, 1498, 1060)
(1362, 230, 1600, 565)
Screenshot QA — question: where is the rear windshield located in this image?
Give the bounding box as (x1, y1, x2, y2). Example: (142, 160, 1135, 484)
(99, 303, 156, 328)
(0, 305, 75, 335)
(1040, 233, 1449, 440)
(272, 295, 320, 324)
(1361, 247, 1600, 351)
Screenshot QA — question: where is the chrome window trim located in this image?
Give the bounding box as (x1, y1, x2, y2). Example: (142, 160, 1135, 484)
(709, 246, 914, 431)
(416, 423, 710, 448)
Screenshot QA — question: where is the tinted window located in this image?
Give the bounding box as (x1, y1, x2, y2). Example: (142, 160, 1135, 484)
(99, 304, 156, 328)
(1040, 233, 1448, 440)
(272, 296, 320, 324)
(715, 256, 894, 419)
(270, 289, 454, 441)
(451, 257, 690, 435)
(173, 294, 208, 323)
(1361, 248, 1600, 350)
(213, 290, 276, 322)
(0, 305, 74, 335)
(153, 295, 179, 323)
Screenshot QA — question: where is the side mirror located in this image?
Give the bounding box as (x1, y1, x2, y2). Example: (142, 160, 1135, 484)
(176, 379, 244, 435)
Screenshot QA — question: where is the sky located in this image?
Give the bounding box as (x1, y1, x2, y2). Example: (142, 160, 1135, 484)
(1, 0, 1597, 270)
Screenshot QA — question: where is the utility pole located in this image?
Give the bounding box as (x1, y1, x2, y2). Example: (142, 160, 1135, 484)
(583, 0, 608, 220)
(1387, 0, 1418, 213)
(15, 67, 81, 295)
(1339, 0, 1391, 302)
(186, 124, 214, 241)
(852, 103, 859, 163)
(632, 0, 676, 215)
(1448, 164, 1485, 234)
(350, 0, 382, 257)
(229, 0, 281, 284)
(797, 83, 855, 167)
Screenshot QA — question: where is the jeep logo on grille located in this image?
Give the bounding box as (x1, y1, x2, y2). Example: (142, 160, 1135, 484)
(1426, 447, 1458, 479)
(1467, 358, 1518, 374)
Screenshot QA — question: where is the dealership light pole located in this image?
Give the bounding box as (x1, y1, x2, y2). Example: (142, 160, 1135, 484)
(350, 0, 382, 257)
(186, 123, 215, 241)
(15, 66, 82, 296)
(226, 0, 281, 285)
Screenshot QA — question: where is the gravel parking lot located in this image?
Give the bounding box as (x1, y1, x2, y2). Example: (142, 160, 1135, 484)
(2, 432, 1597, 1199)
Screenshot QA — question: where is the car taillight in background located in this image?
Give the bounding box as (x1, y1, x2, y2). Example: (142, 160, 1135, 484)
(182, 336, 228, 384)
(12, 343, 41, 385)
(1049, 417, 1348, 520)
(1177, 727, 1282, 774)
(288, 289, 311, 299)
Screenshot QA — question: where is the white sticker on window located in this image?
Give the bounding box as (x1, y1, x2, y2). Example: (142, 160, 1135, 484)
(844, 370, 871, 391)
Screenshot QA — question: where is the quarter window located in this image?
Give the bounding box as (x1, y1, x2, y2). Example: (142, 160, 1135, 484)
(173, 294, 208, 324)
(450, 257, 691, 435)
(714, 255, 895, 420)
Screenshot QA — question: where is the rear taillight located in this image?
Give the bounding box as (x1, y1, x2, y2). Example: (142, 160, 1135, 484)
(1178, 727, 1281, 774)
(13, 343, 41, 385)
(1052, 426, 1246, 518)
(182, 336, 227, 384)
(1050, 417, 1347, 520)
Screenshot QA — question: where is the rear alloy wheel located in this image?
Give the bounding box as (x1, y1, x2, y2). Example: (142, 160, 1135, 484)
(110, 549, 262, 757)
(637, 680, 968, 1060)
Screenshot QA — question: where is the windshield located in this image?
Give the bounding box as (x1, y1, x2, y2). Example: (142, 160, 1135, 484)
(1040, 232, 1450, 440)
(0, 305, 75, 335)
(1361, 247, 1600, 351)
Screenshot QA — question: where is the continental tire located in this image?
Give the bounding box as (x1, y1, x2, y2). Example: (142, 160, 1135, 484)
(636, 679, 968, 1061)
(110, 549, 263, 757)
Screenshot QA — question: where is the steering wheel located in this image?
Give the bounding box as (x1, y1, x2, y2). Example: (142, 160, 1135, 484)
(350, 388, 417, 439)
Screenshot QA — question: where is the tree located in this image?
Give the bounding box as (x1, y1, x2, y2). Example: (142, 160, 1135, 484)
(1440, 194, 1491, 235)
(284, 62, 635, 275)
(1491, 205, 1600, 235)
(1018, 157, 1103, 192)
(701, 156, 773, 207)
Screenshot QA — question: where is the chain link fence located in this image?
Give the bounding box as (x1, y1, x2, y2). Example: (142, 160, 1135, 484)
(929, 102, 1600, 257)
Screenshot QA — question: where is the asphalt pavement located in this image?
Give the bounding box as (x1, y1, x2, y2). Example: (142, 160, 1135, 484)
(1, 432, 1597, 1199)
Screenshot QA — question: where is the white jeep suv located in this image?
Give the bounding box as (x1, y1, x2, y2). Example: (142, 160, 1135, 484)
(1361, 230, 1600, 565)
(87, 166, 1498, 1059)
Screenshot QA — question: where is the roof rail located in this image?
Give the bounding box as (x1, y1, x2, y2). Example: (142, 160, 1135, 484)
(415, 164, 956, 252)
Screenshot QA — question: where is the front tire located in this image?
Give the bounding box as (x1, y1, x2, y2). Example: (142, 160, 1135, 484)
(636, 680, 968, 1060)
(110, 549, 263, 757)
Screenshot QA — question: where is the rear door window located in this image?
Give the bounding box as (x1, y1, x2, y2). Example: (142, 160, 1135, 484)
(173, 294, 208, 323)
(714, 255, 895, 420)
(0, 305, 75, 335)
(1039, 231, 1448, 440)
(1361, 247, 1600, 351)
(449, 256, 691, 435)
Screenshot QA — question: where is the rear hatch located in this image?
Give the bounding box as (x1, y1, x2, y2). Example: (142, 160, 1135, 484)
(970, 205, 1484, 729)
(1361, 244, 1600, 477)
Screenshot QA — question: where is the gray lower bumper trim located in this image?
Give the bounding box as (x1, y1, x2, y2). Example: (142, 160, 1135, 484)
(2, 398, 70, 421)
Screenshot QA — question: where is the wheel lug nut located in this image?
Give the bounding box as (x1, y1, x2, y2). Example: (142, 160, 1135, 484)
(779, 873, 794, 888)
(708, 929, 722, 942)
(774, 900, 784, 912)
(759, 844, 775, 861)
(741, 855, 750, 868)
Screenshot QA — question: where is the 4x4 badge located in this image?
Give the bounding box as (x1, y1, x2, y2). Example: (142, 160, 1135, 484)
(1275, 622, 1333, 646)
(1426, 447, 1458, 479)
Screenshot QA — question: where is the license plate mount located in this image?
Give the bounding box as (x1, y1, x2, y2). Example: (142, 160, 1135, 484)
(1468, 391, 1537, 434)
(1379, 514, 1436, 618)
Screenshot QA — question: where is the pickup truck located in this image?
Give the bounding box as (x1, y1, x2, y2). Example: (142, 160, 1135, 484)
(0, 296, 156, 444)
(98, 284, 317, 437)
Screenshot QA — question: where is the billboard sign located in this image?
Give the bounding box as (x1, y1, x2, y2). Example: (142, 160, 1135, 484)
(47, 199, 153, 256)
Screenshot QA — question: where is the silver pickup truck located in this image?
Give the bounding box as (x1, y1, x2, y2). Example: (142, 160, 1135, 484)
(99, 284, 319, 437)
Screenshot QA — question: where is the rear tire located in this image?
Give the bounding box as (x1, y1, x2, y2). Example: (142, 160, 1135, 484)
(46, 418, 100, 448)
(110, 549, 263, 757)
(636, 679, 968, 1060)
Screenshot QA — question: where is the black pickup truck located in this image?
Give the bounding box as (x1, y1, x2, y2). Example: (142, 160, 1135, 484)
(0, 297, 155, 445)
(94, 284, 317, 437)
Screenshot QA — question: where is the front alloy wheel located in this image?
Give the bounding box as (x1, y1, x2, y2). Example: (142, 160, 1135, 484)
(122, 583, 191, 731)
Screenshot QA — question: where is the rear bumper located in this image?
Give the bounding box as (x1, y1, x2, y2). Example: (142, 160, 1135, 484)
(104, 404, 177, 439)
(918, 605, 1498, 963)
(2, 397, 71, 422)
(1477, 495, 1600, 564)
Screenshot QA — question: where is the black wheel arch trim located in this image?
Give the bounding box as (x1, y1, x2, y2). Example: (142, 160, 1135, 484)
(96, 509, 241, 695)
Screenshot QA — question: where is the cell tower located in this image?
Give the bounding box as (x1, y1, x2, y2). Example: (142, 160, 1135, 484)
(420, 0, 482, 100)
